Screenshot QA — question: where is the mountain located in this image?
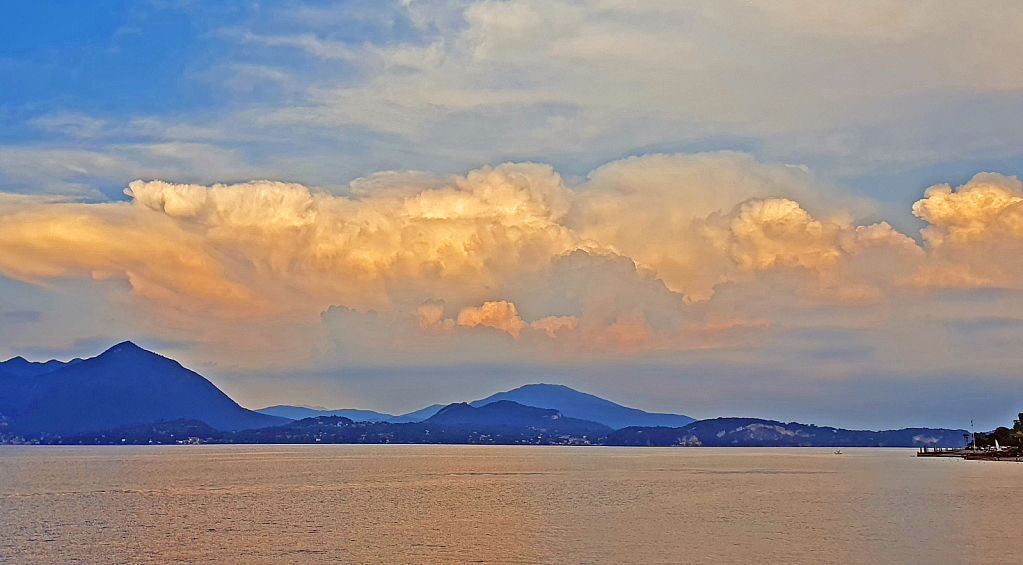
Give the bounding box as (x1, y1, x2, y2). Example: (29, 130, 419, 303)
(0, 342, 287, 436)
(470, 383, 695, 429)
(425, 400, 611, 434)
(604, 418, 969, 448)
(256, 405, 393, 422)
(387, 404, 445, 423)
(0, 356, 82, 377)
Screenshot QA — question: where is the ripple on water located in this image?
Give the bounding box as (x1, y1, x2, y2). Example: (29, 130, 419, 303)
(0, 445, 1021, 565)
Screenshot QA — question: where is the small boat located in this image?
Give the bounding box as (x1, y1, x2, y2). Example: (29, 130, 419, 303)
(834, 450, 842, 455)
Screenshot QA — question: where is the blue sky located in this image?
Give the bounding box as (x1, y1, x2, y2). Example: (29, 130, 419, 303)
(2, 2, 215, 132)
(3, 1, 1023, 429)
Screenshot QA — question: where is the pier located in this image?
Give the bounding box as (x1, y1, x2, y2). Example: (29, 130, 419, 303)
(917, 446, 1021, 461)
(916, 447, 968, 457)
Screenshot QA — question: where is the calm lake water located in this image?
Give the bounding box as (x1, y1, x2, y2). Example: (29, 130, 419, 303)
(1, 445, 1021, 564)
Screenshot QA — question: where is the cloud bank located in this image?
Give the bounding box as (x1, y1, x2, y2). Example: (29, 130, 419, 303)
(2, 152, 1021, 368)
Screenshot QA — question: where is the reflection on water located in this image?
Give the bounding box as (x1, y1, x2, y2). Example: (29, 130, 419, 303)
(1, 445, 1021, 564)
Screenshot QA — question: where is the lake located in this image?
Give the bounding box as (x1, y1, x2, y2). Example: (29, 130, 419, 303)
(1, 445, 1020, 564)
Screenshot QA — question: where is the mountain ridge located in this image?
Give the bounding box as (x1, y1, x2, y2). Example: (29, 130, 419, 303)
(470, 383, 695, 429)
(1, 341, 287, 436)
(256, 405, 394, 422)
(0, 355, 83, 378)
(260, 383, 696, 428)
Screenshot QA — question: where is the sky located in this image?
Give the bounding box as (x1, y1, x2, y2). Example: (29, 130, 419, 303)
(3, 0, 1023, 429)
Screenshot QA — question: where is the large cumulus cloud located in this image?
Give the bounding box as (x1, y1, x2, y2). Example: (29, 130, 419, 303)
(909, 173, 1023, 288)
(1, 153, 1021, 365)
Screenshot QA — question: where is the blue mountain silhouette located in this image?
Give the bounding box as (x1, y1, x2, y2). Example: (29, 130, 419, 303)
(256, 405, 393, 422)
(425, 400, 610, 434)
(470, 383, 694, 429)
(0, 342, 286, 436)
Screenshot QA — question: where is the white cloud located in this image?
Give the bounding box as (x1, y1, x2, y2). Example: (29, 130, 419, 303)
(30, 113, 107, 139)
(195, 0, 1021, 183)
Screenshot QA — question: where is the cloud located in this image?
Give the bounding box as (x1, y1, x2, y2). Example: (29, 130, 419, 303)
(0, 142, 269, 199)
(906, 173, 1023, 289)
(424, 300, 579, 339)
(414, 301, 455, 332)
(528, 314, 578, 338)
(720, 198, 844, 271)
(9, 0, 1023, 203)
(30, 113, 107, 139)
(2, 153, 1022, 366)
(209, 0, 1023, 181)
(913, 173, 1023, 247)
(1, 161, 583, 331)
(456, 301, 529, 338)
(567, 152, 897, 301)
(0, 202, 254, 313)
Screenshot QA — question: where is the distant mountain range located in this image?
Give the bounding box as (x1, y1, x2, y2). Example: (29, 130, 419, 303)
(605, 418, 969, 448)
(253, 403, 445, 423)
(255, 382, 695, 429)
(45, 401, 610, 446)
(0, 342, 286, 436)
(0, 343, 967, 448)
(43, 413, 967, 448)
(256, 405, 394, 422)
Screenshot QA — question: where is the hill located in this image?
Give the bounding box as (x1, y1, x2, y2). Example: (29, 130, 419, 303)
(426, 400, 611, 434)
(470, 383, 694, 429)
(605, 417, 969, 447)
(0, 342, 287, 436)
(256, 405, 393, 422)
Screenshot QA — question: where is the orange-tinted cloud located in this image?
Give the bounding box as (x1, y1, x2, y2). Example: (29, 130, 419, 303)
(2, 156, 1022, 363)
(907, 173, 1023, 289)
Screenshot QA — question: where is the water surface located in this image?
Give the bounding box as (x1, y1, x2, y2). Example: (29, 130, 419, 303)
(1, 445, 1020, 564)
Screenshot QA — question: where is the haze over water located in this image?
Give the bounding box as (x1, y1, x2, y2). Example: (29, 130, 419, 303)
(2, 446, 1020, 565)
